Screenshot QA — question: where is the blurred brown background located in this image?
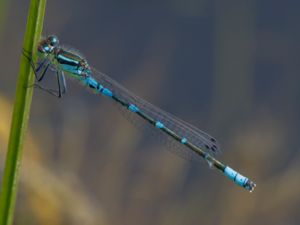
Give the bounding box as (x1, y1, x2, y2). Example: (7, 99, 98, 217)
(0, 0, 300, 225)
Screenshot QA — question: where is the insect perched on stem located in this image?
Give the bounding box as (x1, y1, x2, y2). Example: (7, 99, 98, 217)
(24, 35, 256, 192)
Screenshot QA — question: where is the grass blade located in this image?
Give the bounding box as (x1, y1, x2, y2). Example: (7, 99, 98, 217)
(0, 0, 47, 224)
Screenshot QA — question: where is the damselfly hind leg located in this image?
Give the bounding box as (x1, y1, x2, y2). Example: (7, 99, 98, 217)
(60, 71, 67, 94)
(35, 70, 66, 98)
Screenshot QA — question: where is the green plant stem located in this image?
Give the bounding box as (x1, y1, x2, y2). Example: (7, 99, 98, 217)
(0, 0, 47, 224)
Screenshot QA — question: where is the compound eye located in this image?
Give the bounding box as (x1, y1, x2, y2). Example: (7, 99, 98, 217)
(48, 36, 59, 47)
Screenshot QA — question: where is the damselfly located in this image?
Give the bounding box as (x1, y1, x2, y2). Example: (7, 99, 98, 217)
(25, 35, 256, 192)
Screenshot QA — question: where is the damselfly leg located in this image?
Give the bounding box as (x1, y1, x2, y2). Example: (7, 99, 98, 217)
(22, 48, 67, 98)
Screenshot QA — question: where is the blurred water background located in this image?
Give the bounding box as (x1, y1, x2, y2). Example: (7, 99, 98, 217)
(0, 0, 299, 225)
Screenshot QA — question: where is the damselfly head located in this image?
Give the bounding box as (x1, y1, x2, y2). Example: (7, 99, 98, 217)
(38, 35, 60, 54)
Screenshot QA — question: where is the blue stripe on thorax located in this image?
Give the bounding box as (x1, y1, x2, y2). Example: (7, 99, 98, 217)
(60, 64, 80, 74)
(57, 53, 80, 66)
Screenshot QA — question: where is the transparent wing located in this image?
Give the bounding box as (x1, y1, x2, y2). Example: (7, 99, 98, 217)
(90, 67, 221, 161)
